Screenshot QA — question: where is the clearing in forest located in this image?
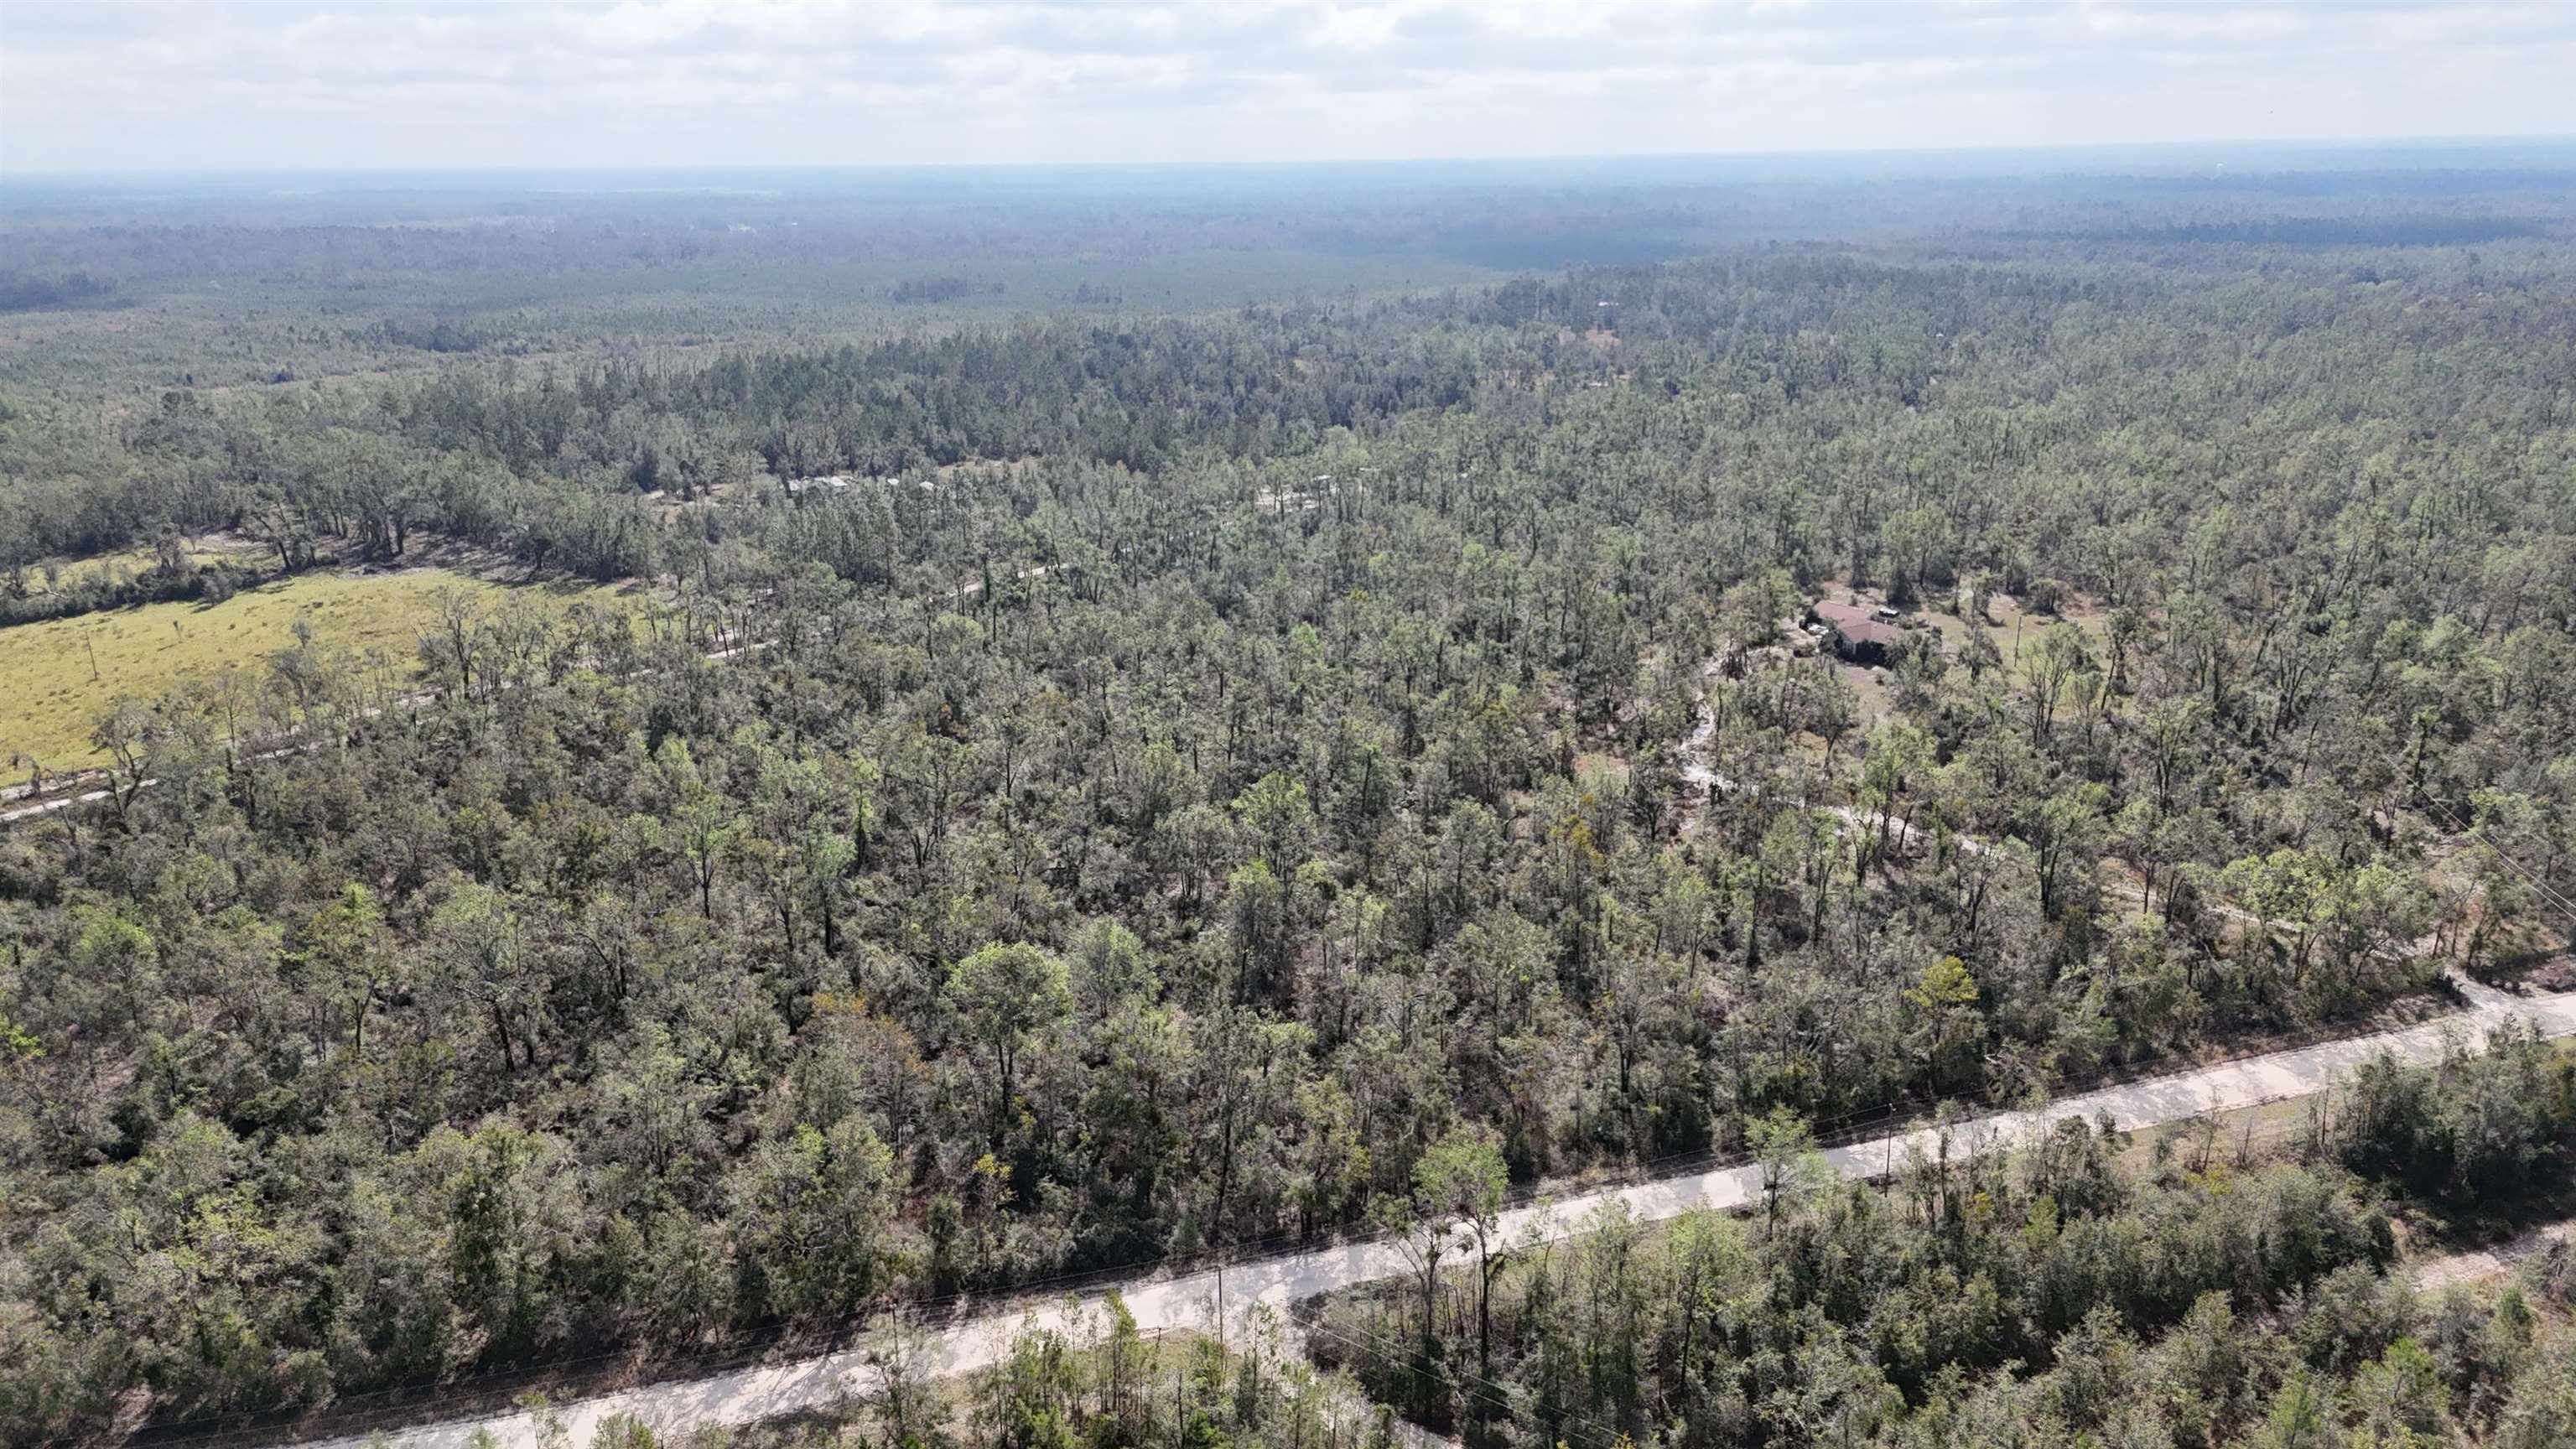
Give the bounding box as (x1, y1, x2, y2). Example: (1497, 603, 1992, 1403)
(0, 567, 631, 771)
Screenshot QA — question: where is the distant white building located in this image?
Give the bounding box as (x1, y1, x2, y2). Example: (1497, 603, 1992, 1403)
(784, 473, 940, 497)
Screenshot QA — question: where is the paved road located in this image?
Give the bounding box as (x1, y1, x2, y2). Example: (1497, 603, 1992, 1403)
(0, 780, 131, 826)
(289, 982, 2576, 1449)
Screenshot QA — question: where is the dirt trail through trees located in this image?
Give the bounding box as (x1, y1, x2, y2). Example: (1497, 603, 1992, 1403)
(2412, 1218, 2572, 1291)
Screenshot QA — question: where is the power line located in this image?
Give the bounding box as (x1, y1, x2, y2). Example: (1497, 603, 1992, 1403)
(2421, 796, 2576, 930)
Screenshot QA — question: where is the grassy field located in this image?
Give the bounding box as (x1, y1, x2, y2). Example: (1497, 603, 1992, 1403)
(0, 566, 630, 771)
(1915, 587, 2116, 683)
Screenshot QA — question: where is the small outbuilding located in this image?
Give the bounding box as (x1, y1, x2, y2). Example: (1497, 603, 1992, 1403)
(1814, 600, 1900, 667)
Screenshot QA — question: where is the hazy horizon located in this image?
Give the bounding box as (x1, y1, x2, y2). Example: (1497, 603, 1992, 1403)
(8, 133, 2576, 185)
(6, 1, 2573, 174)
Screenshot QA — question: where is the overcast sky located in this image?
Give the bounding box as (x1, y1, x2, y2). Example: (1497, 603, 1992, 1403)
(4, 0, 2573, 173)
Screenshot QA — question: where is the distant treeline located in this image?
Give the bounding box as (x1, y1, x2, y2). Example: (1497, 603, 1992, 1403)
(356, 315, 517, 355)
(0, 269, 120, 314)
(0, 555, 262, 628)
(890, 276, 1002, 304)
(2028, 214, 2552, 248)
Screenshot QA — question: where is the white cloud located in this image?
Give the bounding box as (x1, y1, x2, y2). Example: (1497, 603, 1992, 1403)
(2, 0, 2571, 170)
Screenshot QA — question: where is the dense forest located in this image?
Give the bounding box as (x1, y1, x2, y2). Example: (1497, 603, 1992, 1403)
(3, 162, 2574, 1441)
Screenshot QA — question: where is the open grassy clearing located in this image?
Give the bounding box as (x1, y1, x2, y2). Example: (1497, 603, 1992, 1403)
(1796, 579, 2114, 739)
(1914, 587, 2115, 685)
(1836, 657, 1901, 730)
(0, 565, 633, 771)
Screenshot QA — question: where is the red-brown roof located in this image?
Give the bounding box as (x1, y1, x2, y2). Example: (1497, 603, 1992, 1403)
(1815, 600, 1899, 646)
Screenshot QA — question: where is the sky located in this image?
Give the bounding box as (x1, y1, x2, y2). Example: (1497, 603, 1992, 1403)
(3, 0, 2573, 174)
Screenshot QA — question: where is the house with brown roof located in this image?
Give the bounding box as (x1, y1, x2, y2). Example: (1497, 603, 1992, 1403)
(1813, 600, 1901, 666)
